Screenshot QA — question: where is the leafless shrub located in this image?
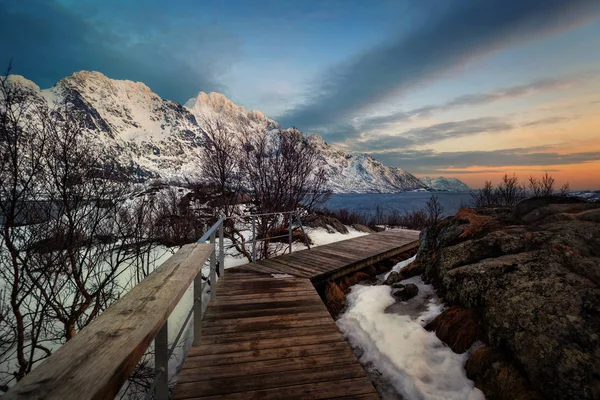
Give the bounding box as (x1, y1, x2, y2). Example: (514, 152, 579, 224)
(426, 194, 445, 227)
(529, 172, 556, 197)
(472, 173, 570, 208)
(496, 174, 525, 207)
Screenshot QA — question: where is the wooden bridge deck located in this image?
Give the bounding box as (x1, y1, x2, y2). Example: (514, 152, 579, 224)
(173, 229, 419, 400)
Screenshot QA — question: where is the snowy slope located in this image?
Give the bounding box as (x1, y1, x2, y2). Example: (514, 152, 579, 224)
(419, 176, 471, 192)
(12, 71, 426, 193)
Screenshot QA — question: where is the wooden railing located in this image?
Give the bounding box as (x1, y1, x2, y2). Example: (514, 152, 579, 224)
(4, 242, 213, 400)
(4, 213, 311, 400)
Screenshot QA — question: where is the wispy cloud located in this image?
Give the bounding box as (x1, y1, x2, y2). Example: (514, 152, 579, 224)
(372, 147, 600, 173)
(320, 71, 596, 144)
(410, 73, 597, 118)
(347, 117, 513, 151)
(520, 116, 574, 127)
(278, 0, 600, 131)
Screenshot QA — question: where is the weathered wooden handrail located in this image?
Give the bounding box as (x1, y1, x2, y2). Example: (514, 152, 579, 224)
(5, 242, 213, 400)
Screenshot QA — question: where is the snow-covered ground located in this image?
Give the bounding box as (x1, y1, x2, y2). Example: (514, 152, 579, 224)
(337, 259, 485, 400)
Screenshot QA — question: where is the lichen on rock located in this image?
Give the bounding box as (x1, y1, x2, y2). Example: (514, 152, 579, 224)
(415, 196, 600, 400)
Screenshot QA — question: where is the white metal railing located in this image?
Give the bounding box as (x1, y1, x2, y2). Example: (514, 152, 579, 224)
(250, 210, 310, 261)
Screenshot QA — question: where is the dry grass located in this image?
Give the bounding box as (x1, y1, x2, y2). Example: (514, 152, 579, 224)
(343, 271, 370, 288)
(325, 282, 346, 316)
(479, 363, 543, 400)
(399, 260, 422, 280)
(465, 347, 502, 380)
(455, 208, 502, 239)
(424, 306, 483, 353)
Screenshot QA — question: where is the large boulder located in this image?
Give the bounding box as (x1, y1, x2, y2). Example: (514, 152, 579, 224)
(416, 199, 600, 400)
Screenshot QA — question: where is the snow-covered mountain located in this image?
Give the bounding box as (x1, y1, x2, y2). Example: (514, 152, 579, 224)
(419, 176, 471, 192)
(11, 71, 427, 193)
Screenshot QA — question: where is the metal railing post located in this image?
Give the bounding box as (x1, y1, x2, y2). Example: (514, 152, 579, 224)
(155, 321, 169, 400)
(219, 221, 224, 276)
(251, 215, 257, 262)
(193, 274, 203, 346)
(288, 213, 293, 254)
(296, 211, 310, 250)
(210, 232, 217, 301)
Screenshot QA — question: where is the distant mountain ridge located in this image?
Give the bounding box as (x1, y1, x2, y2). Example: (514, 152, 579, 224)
(10, 71, 465, 193)
(419, 176, 471, 192)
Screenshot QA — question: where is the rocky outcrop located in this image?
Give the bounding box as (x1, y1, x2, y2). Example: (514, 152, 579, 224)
(304, 215, 349, 234)
(414, 197, 600, 400)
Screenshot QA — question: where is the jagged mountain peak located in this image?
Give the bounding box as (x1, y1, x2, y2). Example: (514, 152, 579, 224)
(11, 71, 430, 192)
(7, 75, 40, 91)
(185, 91, 268, 124)
(56, 71, 160, 102)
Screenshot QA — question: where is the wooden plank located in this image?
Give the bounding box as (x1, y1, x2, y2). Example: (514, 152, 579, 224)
(199, 323, 341, 345)
(175, 377, 376, 400)
(331, 394, 381, 400)
(5, 243, 213, 400)
(201, 317, 336, 335)
(187, 333, 347, 357)
(175, 363, 369, 397)
(179, 352, 360, 381)
(203, 303, 328, 321)
(209, 290, 317, 303)
(259, 258, 327, 276)
(205, 298, 325, 314)
(201, 311, 330, 327)
(184, 341, 352, 369)
(210, 293, 318, 305)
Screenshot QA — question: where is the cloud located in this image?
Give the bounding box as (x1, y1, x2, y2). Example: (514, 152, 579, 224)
(278, 0, 600, 131)
(0, 0, 240, 103)
(322, 72, 591, 144)
(372, 147, 600, 173)
(520, 116, 573, 127)
(411, 73, 597, 118)
(345, 117, 513, 151)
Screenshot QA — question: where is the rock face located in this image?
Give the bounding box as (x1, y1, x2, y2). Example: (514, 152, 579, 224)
(414, 197, 600, 400)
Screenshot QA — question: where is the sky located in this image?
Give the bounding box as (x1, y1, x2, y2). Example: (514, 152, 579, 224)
(2, 0, 600, 189)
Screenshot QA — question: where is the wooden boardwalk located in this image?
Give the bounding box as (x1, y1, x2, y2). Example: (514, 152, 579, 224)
(173, 229, 419, 400)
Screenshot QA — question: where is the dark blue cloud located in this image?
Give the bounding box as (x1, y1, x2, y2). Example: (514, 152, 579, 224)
(278, 0, 600, 132)
(0, 0, 239, 102)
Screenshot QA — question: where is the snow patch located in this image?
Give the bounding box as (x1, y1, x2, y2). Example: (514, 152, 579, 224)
(337, 283, 484, 400)
(383, 254, 416, 280)
(271, 273, 295, 278)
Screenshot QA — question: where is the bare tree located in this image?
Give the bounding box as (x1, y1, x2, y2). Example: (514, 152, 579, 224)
(239, 128, 329, 259)
(0, 65, 53, 383)
(495, 174, 524, 207)
(471, 180, 496, 208)
(425, 194, 445, 227)
(0, 66, 160, 388)
(200, 115, 243, 218)
(559, 182, 570, 196)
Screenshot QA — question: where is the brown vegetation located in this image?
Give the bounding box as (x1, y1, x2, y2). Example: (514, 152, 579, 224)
(454, 208, 504, 239)
(424, 306, 483, 353)
(324, 282, 346, 315)
(465, 347, 503, 380)
(476, 363, 543, 400)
